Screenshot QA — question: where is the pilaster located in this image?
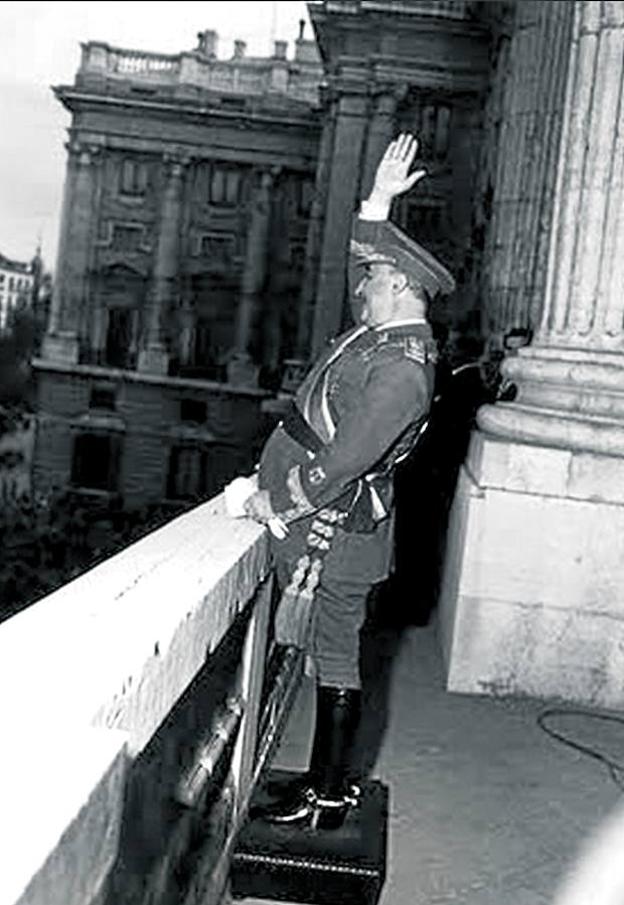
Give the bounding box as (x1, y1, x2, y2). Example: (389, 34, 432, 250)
(296, 90, 337, 360)
(42, 142, 101, 364)
(310, 76, 369, 355)
(138, 154, 188, 375)
(228, 168, 275, 387)
(360, 85, 405, 201)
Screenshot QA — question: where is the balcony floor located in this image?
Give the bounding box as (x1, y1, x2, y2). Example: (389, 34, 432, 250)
(245, 616, 620, 905)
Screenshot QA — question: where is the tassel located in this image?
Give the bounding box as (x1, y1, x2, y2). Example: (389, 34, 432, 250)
(274, 508, 346, 650)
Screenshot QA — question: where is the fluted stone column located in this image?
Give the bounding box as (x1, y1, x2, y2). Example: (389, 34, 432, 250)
(311, 80, 368, 356)
(439, 1, 624, 710)
(137, 155, 187, 374)
(482, 1, 573, 335)
(227, 169, 274, 386)
(43, 142, 100, 363)
(480, 1, 624, 447)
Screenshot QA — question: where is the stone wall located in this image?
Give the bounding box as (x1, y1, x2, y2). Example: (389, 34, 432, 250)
(0, 495, 294, 905)
(32, 361, 268, 510)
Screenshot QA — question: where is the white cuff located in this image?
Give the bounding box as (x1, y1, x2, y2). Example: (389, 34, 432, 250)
(359, 196, 391, 222)
(224, 475, 258, 518)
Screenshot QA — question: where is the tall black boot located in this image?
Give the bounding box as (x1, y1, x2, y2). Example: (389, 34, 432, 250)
(260, 685, 362, 830)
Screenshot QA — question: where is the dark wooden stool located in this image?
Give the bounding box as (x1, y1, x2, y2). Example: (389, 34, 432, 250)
(231, 770, 389, 905)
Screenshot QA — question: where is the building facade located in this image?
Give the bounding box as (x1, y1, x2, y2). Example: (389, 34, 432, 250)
(34, 26, 323, 511)
(305, 0, 496, 356)
(0, 253, 36, 331)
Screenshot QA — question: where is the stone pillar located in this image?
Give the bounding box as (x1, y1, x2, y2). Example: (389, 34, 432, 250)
(439, 1, 624, 710)
(42, 142, 100, 363)
(137, 155, 187, 374)
(263, 180, 290, 375)
(227, 169, 274, 386)
(360, 86, 402, 201)
(177, 297, 195, 368)
(296, 91, 336, 360)
(310, 80, 368, 356)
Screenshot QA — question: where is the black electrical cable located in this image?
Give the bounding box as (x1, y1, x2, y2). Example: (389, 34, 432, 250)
(537, 707, 624, 792)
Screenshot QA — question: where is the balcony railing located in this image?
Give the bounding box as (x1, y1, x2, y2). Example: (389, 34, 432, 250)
(77, 42, 322, 105)
(0, 494, 302, 905)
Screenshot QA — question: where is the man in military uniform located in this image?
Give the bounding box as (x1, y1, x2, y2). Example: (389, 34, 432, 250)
(241, 133, 455, 829)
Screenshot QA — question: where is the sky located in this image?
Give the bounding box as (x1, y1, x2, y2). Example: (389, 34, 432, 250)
(0, 1, 312, 271)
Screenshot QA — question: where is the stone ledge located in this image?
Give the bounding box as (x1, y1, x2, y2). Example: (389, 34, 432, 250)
(31, 357, 271, 399)
(0, 495, 269, 754)
(467, 429, 624, 506)
(2, 727, 127, 905)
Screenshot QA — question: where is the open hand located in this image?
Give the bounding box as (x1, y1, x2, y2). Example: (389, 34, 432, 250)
(372, 133, 427, 203)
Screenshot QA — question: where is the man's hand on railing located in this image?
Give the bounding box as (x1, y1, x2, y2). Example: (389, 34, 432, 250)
(243, 490, 273, 523)
(224, 475, 258, 518)
(224, 476, 288, 539)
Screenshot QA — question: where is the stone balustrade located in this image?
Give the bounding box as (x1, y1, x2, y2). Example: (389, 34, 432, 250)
(0, 496, 301, 905)
(77, 41, 321, 104)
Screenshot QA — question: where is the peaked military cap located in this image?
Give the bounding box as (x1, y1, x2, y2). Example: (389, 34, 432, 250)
(351, 220, 456, 297)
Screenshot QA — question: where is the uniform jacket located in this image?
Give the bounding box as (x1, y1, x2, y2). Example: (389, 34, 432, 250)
(258, 321, 437, 529)
(257, 214, 440, 586)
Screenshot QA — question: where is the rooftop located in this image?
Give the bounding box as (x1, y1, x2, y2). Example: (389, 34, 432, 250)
(0, 253, 34, 275)
(64, 25, 324, 112)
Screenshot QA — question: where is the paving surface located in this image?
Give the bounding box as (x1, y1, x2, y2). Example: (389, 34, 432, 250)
(244, 619, 623, 905)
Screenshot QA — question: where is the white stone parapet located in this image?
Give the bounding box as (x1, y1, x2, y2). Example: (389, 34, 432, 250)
(0, 495, 286, 905)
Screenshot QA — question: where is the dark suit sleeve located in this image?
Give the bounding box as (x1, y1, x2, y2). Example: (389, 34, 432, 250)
(297, 349, 431, 510)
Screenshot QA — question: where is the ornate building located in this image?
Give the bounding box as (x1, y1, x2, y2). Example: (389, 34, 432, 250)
(34, 25, 323, 510)
(0, 252, 37, 331)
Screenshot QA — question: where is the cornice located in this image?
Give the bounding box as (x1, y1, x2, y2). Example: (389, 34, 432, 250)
(53, 86, 324, 131)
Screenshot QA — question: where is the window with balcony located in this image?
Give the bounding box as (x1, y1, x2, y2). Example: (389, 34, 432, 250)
(89, 385, 117, 411)
(167, 445, 208, 501)
(180, 399, 207, 424)
(105, 307, 135, 369)
(293, 178, 314, 217)
(112, 224, 143, 252)
(71, 432, 120, 492)
(167, 443, 235, 501)
(119, 159, 148, 196)
(209, 166, 241, 206)
(199, 233, 235, 268)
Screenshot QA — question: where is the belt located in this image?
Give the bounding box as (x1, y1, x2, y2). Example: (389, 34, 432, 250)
(281, 402, 325, 456)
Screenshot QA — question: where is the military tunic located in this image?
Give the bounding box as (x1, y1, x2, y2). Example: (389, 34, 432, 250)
(258, 319, 437, 688)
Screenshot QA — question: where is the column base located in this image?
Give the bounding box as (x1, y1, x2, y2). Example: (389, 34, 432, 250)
(41, 332, 80, 365)
(439, 430, 624, 709)
(137, 344, 169, 375)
